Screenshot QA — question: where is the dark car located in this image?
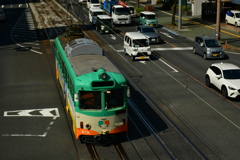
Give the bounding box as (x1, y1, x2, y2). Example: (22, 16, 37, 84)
(135, 26, 162, 44)
(0, 9, 5, 21)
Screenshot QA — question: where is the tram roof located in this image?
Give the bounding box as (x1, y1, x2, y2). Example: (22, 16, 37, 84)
(65, 38, 103, 57)
(69, 55, 121, 76)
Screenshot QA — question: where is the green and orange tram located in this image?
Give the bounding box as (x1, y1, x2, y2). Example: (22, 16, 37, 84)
(54, 35, 129, 143)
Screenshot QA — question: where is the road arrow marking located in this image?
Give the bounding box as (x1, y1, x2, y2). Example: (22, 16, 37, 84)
(4, 108, 60, 117)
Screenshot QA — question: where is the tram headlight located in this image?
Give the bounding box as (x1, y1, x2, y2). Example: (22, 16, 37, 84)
(100, 73, 107, 79)
(86, 123, 91, 130)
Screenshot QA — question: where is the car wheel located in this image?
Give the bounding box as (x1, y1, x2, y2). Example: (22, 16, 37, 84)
(235, 22, 238, 27)
(124, 48, 127, 55)
(205, 75, 212, 87)
(203, 53, 207, 60)
(221, 86, 228, 98)
(225, 20, 228, 24)
(193, 48, 196, 54)
(131, 55, 135, 61)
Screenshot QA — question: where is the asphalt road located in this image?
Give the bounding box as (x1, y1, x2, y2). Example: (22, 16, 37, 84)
(1, 0, 240, 159)
(0, 0, 79, 159)
(72, 2, 240, 160)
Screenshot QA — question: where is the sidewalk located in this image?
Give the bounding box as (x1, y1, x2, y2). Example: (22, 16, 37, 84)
(138, 2, 240, 53)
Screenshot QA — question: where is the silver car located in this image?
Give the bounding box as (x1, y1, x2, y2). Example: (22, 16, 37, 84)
(193, 36, 225, 60)
(136, 26, 162, 44)
(0, 9, 5, 21)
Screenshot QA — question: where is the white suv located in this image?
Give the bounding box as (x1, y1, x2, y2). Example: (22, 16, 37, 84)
(205, 63, 240, 99)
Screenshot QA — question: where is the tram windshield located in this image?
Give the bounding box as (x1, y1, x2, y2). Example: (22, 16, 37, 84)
(105, 88, 124, 110)
(80, 91, 101, 110)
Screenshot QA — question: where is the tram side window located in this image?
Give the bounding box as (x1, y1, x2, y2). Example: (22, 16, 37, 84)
(69, 79, 74, 98)
(80, 91, 101, 110)
(105, 88, 124, 109)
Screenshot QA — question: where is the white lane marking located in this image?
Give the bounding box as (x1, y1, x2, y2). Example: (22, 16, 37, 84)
(159, 58, 178, 72)
(116, 49, 124, 52)
(139, 61, 146, 64)
(4, 108, 60, 117)
(151, 47, 192, 51)
(162, 27, 179, 35)
(109, 45, 178, 71)
(19, 4, 22, 7)
(160, 31, 174, 39)
(2, 118, 56, 137)
(110, 34, 116, 40)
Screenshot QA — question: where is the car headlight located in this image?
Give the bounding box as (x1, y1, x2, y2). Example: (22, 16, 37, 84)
(101, 26, 104, 29)
(228, 86, 237, 90)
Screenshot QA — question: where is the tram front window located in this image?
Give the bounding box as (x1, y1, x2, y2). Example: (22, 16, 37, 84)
(80, 91, 101, 110)
(105, 88, 124, 109)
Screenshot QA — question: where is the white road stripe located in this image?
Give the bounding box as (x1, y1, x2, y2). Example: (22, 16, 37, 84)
(151, 47, 192, 51)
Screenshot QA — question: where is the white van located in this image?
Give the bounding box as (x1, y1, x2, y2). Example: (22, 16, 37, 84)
(225, 10, 240, 27)
(123, 32, 151, 61)
(89, 7, 104, 24)
(87, 0, 101, 9)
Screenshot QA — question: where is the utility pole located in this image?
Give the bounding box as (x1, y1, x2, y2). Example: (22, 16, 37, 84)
(216, 0, 221, 40)
(178, 0, 182, 29)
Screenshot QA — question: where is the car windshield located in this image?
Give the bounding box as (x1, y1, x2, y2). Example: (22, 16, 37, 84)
(80, 91, 101, 110)
(100, 19, 112, 26)
(235, 13, 240, 18)
(205, 39, 221, 47)
(133, 39, 149, 47)
(145, 15, 155, 19)
(115, 8, 130, 15)
(223, 69, 240, 79)
(90, 0, 99, 3)
(141, 27, 156, 33)
(105, 88, 124, 109)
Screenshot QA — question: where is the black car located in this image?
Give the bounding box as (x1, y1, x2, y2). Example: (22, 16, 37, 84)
(135, 26, 162, 44)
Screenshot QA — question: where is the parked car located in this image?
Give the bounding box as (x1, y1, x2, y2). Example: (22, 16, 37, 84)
(0, 9, 5, 21)
(205, 63, 240, 99)
(139, 11, 158, 27)
(135, 26, 162, 44)
(193, 36, 225, 60)
(225, 10, 240, 27)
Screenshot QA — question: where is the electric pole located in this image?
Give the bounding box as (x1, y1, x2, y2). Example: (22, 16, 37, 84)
(178, 0, 182, 29)
(216, 0, 221, 40)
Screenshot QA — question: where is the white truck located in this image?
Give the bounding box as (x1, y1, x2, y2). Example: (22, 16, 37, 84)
(87, 0, 101, 9)
(103, 1, 131, 25)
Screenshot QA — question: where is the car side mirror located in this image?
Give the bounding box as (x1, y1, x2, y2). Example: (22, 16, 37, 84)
(216, 74, 222, 79)
(200, 43, 204, 47)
